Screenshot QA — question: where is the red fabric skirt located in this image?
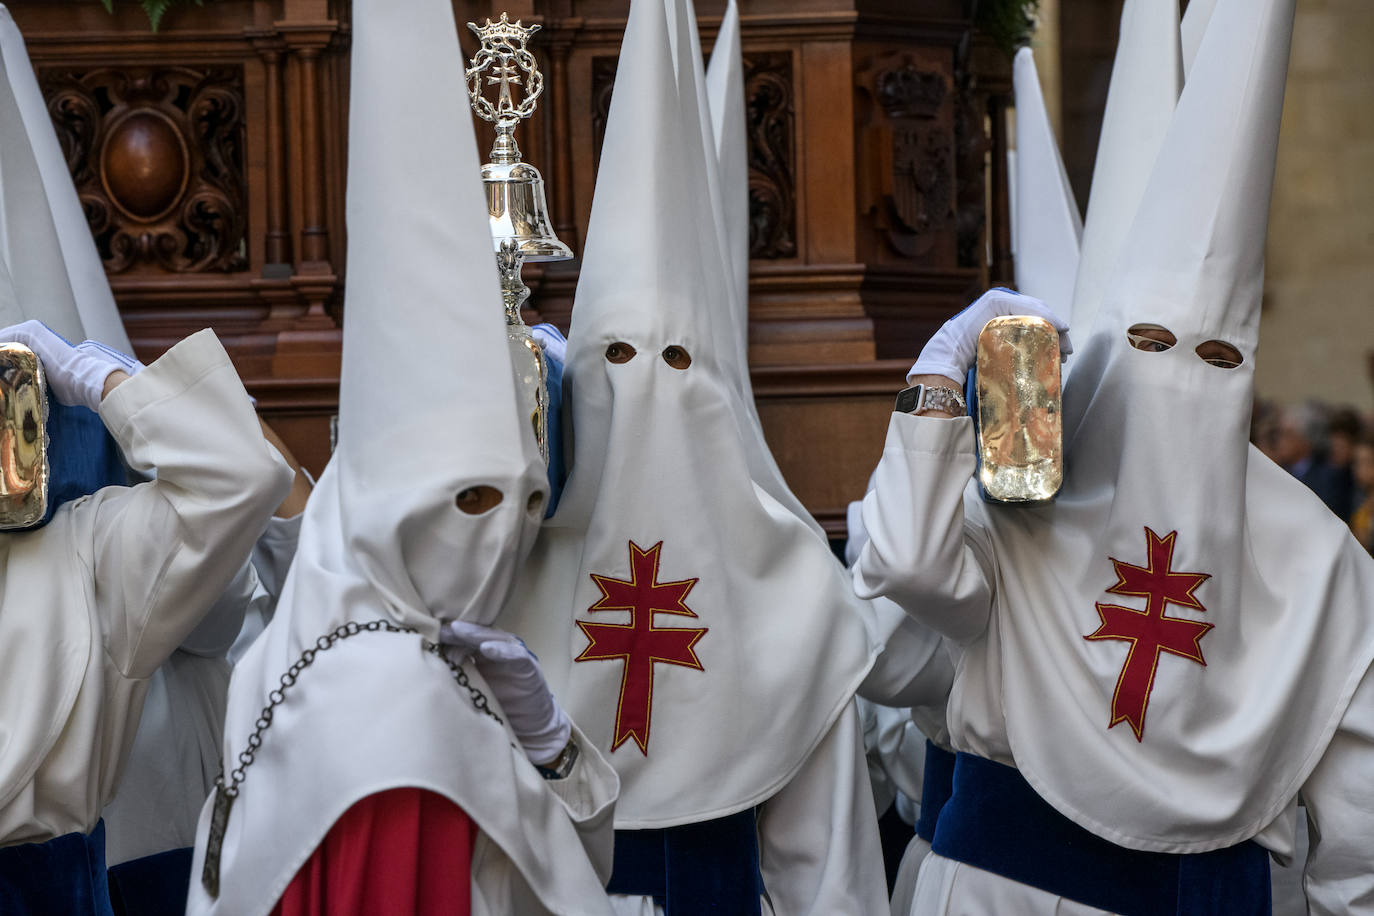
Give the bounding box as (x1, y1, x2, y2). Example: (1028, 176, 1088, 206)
(271, 787, 475, 916)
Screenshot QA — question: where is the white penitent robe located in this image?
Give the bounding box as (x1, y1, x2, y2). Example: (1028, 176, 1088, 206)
(859, 699, 924, 824)
(228, 512, 304, 665)
(609, 702, 887, 916)
(103, 542, 279, 864)
(890, 838, 932, 916)
(849, 498, 956, 916)
(105, 505, 303, 863)
(857, 414, 1374, 915)
(187, 462, 621, 916)
(756, 702, 888, 916)
(0, 330, 293, 847)
(188, 603, 620, 916)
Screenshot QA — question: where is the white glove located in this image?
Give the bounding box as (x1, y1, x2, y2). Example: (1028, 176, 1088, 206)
(531, 323, 567, 366)
(441, 620, 572, 766)
(0, 320, 121, 411)
(907, 288, 1072, 385)
(76, 339, 145, 376)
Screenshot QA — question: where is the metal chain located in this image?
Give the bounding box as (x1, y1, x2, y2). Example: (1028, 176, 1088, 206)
(213, 619, 502, 803)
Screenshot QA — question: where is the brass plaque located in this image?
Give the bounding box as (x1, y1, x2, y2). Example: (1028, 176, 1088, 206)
(0, 343, 48, 529)
(975, 316, 1062, 504)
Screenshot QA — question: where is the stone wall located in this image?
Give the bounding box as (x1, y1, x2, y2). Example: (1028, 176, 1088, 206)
(1257, 0, 1374, 410)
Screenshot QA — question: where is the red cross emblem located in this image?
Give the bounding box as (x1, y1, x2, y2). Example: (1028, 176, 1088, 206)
(575, 541, 707, 755)
(1084, 528, 1213, 741)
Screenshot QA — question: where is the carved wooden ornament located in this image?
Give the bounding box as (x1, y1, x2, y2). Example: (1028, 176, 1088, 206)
(41, 65, 248, 274)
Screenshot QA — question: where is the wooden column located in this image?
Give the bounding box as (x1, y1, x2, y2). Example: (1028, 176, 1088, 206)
(547, 30, 579, 247)
(248, 33, 292, 270)
(988, 92, 1014, 287)
(293, 44, 328, 268)
(276, 13, 339, 324)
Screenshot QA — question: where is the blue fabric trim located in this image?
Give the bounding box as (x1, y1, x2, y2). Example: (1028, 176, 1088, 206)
(607, 808, 762, 914)
(932, 753, 1271, 916)
(38, 394, 129, 528)
(106, 847, 191, 916)
(964, 368, 994, 504)
(543, 346, 566, 517)
(915, 740, 956, 842)
(0, 819, 116, 916)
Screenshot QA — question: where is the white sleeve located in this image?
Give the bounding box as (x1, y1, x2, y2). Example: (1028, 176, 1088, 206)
(757, 702, 888, 916)
(223, 512, 306, 663)
(89, 330, 294, 679)
(857, 698, 895, 816)
(541, 722, 621, 884)
(252, 509, 304, 600)
(1302, 660, 1374, 914)
(859, 595, 956, 709)
(175, 559, 259, 658)
(852, 412, 994, 645)
(870, 704, 926, 807)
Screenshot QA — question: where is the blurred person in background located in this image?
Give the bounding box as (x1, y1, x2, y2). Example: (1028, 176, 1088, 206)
(1349, 432, 1374, 554)
(1251, 398, 1280, 462)
(1326, 407, 1360, 516)
(1274, 401, 1352, 518)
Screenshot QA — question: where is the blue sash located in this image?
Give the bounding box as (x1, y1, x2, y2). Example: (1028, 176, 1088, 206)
(41, 397, 130, 527)
(606, 808, 762, 914)
(0, 820, 115, 915)
(932, 753, 1271, 915)
(106, 847, 191, 916)
(543, 346, 566, 516)
(915, 739, 956, 843)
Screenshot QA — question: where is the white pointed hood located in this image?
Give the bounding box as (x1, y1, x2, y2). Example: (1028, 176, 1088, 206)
(0, 7, 84, 342)
(192, 3, 615, 913)
(705, 0, 748, 350)
(702, 0, 826, 538)
(1067, 0, 1180, 342)
(1181, 0, 1220, 79)
(500, 0, 875, 828)
(0, 7, 130, 349)
(321, 0, 549, 636)
(1012, 47, 1081, 313)
(971, 0, 1374, 852)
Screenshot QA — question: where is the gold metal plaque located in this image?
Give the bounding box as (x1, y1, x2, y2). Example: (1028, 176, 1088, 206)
(0, 343, 48, 528)
(975, 316, 1062, 503)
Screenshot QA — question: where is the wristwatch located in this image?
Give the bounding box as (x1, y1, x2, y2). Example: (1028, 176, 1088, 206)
(895, 383, 966, 416)
(536, 738, 580, 781)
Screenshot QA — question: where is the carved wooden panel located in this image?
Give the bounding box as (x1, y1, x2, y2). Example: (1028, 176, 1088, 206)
(855, 50, 957, 265)
(954, 81, 991, 271)
(40, 65, 248, 275)
(7, 0, 1013, 523)
(743, 51, 797, 260)
(590, 55, 617, 175)
(588, 49, 797, 261)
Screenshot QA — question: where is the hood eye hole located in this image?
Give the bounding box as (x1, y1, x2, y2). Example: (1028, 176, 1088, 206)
(662, 345, 692, 370)
(456, 485, 503, 515)
(605, 342, 636, 364)
(1196, 340, 1243, 369)
(526, 490, 545, 514)
(1126, 324, 1177, 353)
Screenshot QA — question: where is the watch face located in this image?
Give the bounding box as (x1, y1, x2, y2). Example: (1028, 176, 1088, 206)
(895, 385, 923, 414)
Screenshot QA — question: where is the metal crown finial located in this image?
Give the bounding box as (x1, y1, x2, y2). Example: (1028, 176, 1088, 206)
(464, 11, 569, 468)
(466, 13, 544, 164)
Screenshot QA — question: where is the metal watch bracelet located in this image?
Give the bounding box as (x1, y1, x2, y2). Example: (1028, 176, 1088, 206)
(895, 383, 966, 416)
(536, 738, 580, 780)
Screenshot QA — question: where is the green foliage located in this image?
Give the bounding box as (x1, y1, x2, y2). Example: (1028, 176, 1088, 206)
(99, 0, 206, 32)
(975, 0, 1042, 57)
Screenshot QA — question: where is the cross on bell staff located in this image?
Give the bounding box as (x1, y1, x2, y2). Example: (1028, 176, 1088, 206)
(466, 12, 572, 467)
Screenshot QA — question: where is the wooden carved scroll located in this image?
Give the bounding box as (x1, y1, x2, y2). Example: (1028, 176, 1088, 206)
(40, 65, 248, 275)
